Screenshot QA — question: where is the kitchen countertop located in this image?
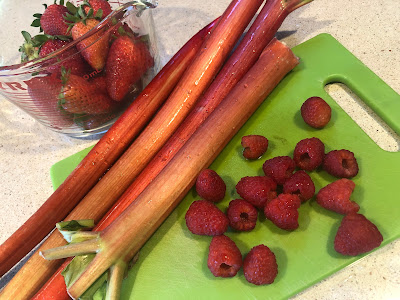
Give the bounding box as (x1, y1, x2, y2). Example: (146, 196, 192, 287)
(0, 0, 399, 299)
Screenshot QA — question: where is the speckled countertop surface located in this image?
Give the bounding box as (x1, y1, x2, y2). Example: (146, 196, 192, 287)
(0, 0, 399, 299)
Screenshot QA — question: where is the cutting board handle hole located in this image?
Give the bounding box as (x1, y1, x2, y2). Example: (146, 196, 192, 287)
(325, 83, 400, 152)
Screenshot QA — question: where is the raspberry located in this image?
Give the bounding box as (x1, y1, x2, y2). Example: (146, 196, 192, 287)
(195, 169, 226, 202)
(283, 170, 315, 202)
(262, 156, 296, 185)
(236, 176, 277, 209)
(243, 244, 278, 285)
(334, 213, 383, 256)
(185, 200, 228, 236)
(301, 96, 331, 128)
(316, 178, 359, 215)
(226, 199, 258, 231)
(323, 149, 359, 178)
(207, 235, 242, 277)
(264, 194, 301, 230)
(293, 137, 325, 171)
(241, 135, 269, 160)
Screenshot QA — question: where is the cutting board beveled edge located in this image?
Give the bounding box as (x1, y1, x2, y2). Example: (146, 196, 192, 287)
(50, 33, 400, 300)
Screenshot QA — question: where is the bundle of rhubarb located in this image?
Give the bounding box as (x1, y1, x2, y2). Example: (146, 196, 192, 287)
(18, 0, 157, 133)
(0, 0, 313, 299)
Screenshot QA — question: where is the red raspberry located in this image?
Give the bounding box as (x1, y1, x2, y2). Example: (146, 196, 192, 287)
(316, 178, 359, 215)
(236, 176, 277, 209)
(226, 199, 258, 231)
(243, 244, 278, 285)
(262, 156, 296, 185)
(185, 200, 228, 236)
(241, 135, 269, 160)
(207, 235, 242, 277)
(195, 169, 226, 202)
(323, 149, 359, 178)
(301, 96, 331, 128)
(264, 194, 301, 230)
(293, 137, 325, 171)
(334, 213, 383, 256)
(283, 170, 315, 202)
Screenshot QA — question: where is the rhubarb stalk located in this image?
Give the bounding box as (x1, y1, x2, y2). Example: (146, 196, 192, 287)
(101, 0, 314, 224)
(64, 0, 263, 235)
(0, 20, 217, 300)
(33, 0, 313, 298)
(41, 38, 299, 298)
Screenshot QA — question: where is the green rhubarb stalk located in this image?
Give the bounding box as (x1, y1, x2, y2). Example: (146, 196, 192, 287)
(40, 38, 299, 298)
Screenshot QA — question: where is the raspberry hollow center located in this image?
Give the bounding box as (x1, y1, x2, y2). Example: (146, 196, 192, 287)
(240, 212, 249, 220)
(342, 159, 349, 169)
(300, 153, 310, 163)
(220, 263, 232, 270)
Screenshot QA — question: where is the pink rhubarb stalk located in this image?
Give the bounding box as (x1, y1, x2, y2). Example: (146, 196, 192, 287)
(41, 37, 299, 299)
(0, 19, 218, 300)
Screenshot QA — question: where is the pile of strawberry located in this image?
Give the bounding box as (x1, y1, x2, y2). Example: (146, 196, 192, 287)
(184, 97, 383, 285)
(20, 0, 154, 130)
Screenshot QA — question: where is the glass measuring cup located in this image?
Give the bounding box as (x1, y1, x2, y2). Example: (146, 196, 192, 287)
(0, 0, 159, 137)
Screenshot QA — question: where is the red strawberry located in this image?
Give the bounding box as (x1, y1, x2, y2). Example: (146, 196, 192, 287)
(207, 235, 242, 278)
(334, 213, 383, 256)
(60, 74, 117, 115)
(106, 35, 153, 101)
(264, 194, 301, 231)
(109, 22, 135, 41)
(185, 200, 228, 236)
(195, 169, 226, 202)
(38, 4, 71, 36)
(25, 74, 74, 129)
(236, 176, 277, 209)
(243, 244, 278, 285)
(71, 18, 110, 70)
(316, 178, 359, 215)
(39, 38, 89, 76)
(241, 135, 269, 160)
(84, 0, 112, 19)
(89, 75, 108, 93)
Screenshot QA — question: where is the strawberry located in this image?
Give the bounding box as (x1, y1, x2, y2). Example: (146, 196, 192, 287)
(39, 38, 90, 76)
(34, 3, 71, 36)
(105, 35, 153, 101)
(25, 74, 74, 129)
(334, 213, 383, 256)
(60, 74, 117, 115)
(83, 0, 112, 19)
(90, 75, 108, 95)
(109, 22, 135, 41)
(71, 18, 110, 70)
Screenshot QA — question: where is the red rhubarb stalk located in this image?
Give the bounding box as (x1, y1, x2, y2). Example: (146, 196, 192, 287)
(33, 0, 313, 298)
(41, 37, 299, 298)
(101, 0, 313, 224)
(62, 0, 263, 233)
(0, 20, 217, 300)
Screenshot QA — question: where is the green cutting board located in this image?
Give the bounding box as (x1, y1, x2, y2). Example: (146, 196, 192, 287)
(50, 34, 400, 300)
